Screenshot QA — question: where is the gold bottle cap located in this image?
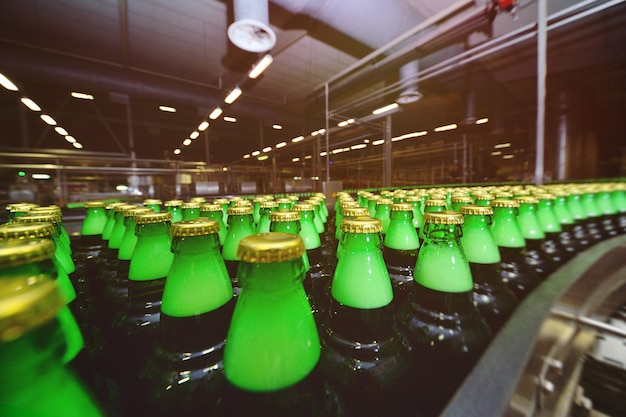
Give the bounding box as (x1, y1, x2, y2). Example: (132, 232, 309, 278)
(135, 212, 172, 224)
(490, 199, 520, 208)
(367, 195, 381, 201)
(340, 201, 360, 209)
(8, 203, 37, 213)
(340, 216, 383, 233)
(533, 193, 556, 200)
(189, 197, 206, 204)
(276, 198, 291, 205)
(171, 218, 220, 236)
(143, 199, 162, 206)
(293, 203, 314, 212)
(227, 206, 253, 216)
(237, 232, 305, 263)
(405, 195, 421, 203)
(341, 207, 370, 217)
(494, 191, 513, 199)
(84, 201, 106, 208)
(424, 199, 446, 207)
(514, 196, 539, 205)
(114, 204, 137, 213)
(0, 222, 54, 240)
(105, 202, 126, 210)
(451, 195, 473, 204)
(200, 203, 223, 212)
(459, 205, 493, 216)
(0, 239, 55, 269)
(234, 199, 253, 207)
(473, 193, 493, 201)
(376, 198, 393, 206)
(15, 213, 60, 226)
(390, 203, 413, 212)
(423, 211, 464, 225)
(269, 210, 300, 222)
(260, 200, 279, 209)
(214, 198, 229, 205)
(124, 207, 152, 218)
(182, 202, 200, 210)
(29, 206, 62, 216)
(164, 199, 184, 207)
(288, 195, 299, 202)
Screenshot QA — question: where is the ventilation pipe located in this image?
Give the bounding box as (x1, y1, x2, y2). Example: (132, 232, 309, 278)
(228, 0, 276, 53)
(397, 60, 422, 104)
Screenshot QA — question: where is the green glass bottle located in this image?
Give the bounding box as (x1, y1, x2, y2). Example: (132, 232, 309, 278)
(551, 189, 587, 254)
(399, 211, 492, 417)
(382, 203, 420, 307)
(490, 199, 541, 299)
(214, 198, 230, 225)
(459, 205, 518, 334)
(514, 196, 557, 278)
(335, 201, 359, 243)
(367, 194, 381, 217)
(419, 198, 446, 242)
(581, 188, 606, 242)
(5, 202, 37, 223)
(474, 192, 493, 208)
(566, 187, 594, 245)
(451, 195, 473, 213)
(73, 201, 108, 303)
(252, 197, 265, 226)
(0, 243, 104, 417)
(101, 202, 125, 242)
(609, 182, 626, 233)
(222, 205, 256, 292)
(269, 210, 311, 273)
(141, 218, 234, 417)
(143, 198, 162, 213)
(594, 184, 620, 238)
(257, 200, 278, 234)
(29, 206, 71, 254)
(315, 193, 329, 220)
(534, 193, 569, 264)
(373, 198, 393, 235)
(219, 233, 343, 417)
(200, 203, 228, 245)
(181, 202, 200, 221)
(322, 216, 413, 417)
(164, 199, 184, 223)
(335, 206, 370, 261)
(277, 197, 292, 211)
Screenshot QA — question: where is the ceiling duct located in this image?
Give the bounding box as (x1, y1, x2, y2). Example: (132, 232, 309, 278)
(228, 0, 277, 53)
(397, 60, 422, 104)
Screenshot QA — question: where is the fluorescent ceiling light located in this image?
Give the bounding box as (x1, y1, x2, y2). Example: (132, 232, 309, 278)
(351, 143, 367, 150)
(392, 131, 428, 141)
(494, 142, 511, 149)
(54, 126, 68, 136)
(72, 142, 83, 149)
(311, 130, 318, 136)
(276, 141, 286, 148)
(434, 123, 457, 132)
(292, 157, 300, 162)
(223, 116, 237, 123)
(189, 131, 199, 139)
(224, 86, 242, 104)
(32, 173, 51, 180)
(491, 151, 502, 156)
(293, 176, 302, 181)
(475, 118, 489, 124)
(272, 124, 282, 130)
(248, 54, 273, 79)
(0, 73, 18, 91)
(304, 155, 312, 159)
(174, 149, 181, 155)
(182, 139, 192, 146)
(209, 107, 223, 120)
(116, 185, 129, 191)
(71, 92, 94, 100)
(372, 139, 385, 145)
(159, 105, 176, 112)
(222, 167, 228, 172)
(319, 151, 328, 157)
(262, 146, 272, 152)
(292, 136, 304, 143)
(243, 154, 251, 159)
(372, 102, 398, 115)
(198, 121, 209, 131)
(64, 136, 76, 143)
(20, 98, 41, 112)
(257, 155, 269, 161)
(252, 150, 260, 156)
(40, 114, 57, 125)
(338, 118, 355, 127)
(502, 154, 514, 159)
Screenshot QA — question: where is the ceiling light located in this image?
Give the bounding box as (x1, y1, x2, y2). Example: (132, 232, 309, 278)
(71, 92, 94, 100)
(189, 131, 199, 139)
(32, 173, 51, 180)
(64, 135, 76, 143)
(372, 102, 398, 115)
(392, 131, 427, 141)
(292, 136, 304, 143)
(263, 146, 272, 152)
(198, 121, 209, 131)
(475, 118, 489, 124)
(364, 139, 370, 143)
(209, 107, 223, 120)
(494, 142, 511, 149)
(224, 86, 242, 104)
(292, 157, 300, 162)
(351, 144, 367, 150)
(159, 105, 176, 112)
(257, 155, 269, 161)
(332, 148, 345, 154)
(20, 98, 41, 112)
(248, 54, 273, 79)
(311, 130, 318, 136)
(252, 150, 260, 156)
(320, 151, 328, 156)
(243, 154, 251, 159)
(434, 123, 457, 132)
(272, 124, 282, 130)
(223, 116, 237, 123)
(276, 141, 286, 148)
(40, 114, 57, 125)
(174, 148, 181, 155)
(491, 151, 502, 156)
(116, 185, 129, 191)
(182, 139, 192, 146)
(222, 167, 228, 172)
(54, 126, 68, 136)
(304, 155, 312, 159)
(372, 139, 385, 146)
(72, 142, 83, 149)
(0, 73, 18, 91)
(337, 118, 355, 127)
(503, 154, 514, 159)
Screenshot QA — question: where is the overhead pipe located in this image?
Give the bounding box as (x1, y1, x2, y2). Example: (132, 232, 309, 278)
(397, 60, 422, 105)
(228, 0, 276, 53)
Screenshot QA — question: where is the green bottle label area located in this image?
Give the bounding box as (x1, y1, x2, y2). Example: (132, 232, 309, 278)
(460, 218, 501, 264)
(224, 261, 320, 392)
(414, 240, 474, 293)
(384, 215, 420, 250)
(517, 210, 546, 240)
(129, 234, 174, 281)
(332, 234, 394, 309)
(80, 207, 107, 236)
(162, 252, 233, 317)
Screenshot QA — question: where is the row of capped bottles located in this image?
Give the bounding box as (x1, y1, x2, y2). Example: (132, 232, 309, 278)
(0, 180, 624, 417)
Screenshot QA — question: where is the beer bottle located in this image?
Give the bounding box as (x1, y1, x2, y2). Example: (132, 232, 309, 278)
(218, 233, 343, 417)
(257, 200, 278, 234)
(143, 198, 162, 213)
(399, 211, 491, 417)
(533, 192, 570, 266)
(581, 188, 605, 242)
(269, 210, 310, 273)
(382, 203, 420, 307)
(30, 205, 72, 254)
(252, 197, 265, 226)
(418, 198, 446, 242)
(164, 199, 184, 223)
(324, 216, 413, 417)
(551, 189, 588, 253)
(73, 201, 108, 299)
(200, 203, 228, 246)
(222, 205, 256, 292)
(595, 185, 620, 238)
(335, 206, 370, 261)
(277, 197, 292, 211)
(610, 183, 626, 233)
(214, 198, 230, 225)
(566, 187, 594, 246)
(367, 194, 381, 217)
(514, 196, 557, 278)
(5, 202, 37, 223)
(373, 198, 393, 235)
(474, 192, 493, 207)
(451, 195, 473, 213)
(459, 205, 518, 334)
(490, 199, 541, 299)
(335, 200, 359, 244)
(141, 218, 234, 417)
(0, 240, 104, 417)
(181, 201, 200, 221)
(406, 195, 423, 237)
(101, 202, 126, 244)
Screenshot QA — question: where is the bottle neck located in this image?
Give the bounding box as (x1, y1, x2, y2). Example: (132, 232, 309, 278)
(516, 204, 546, 240)
(118, 218, 139, 260)
(270, 221, 301, 235)
(554, 197, 575, 224)
(536, 200, 562, 232)
(461, 215, 501, 264)
(81, 207, 107, 236)
(491, 207, 526, 248)
(298, 212, 322, 249)
(129, 222, 174, 281)
(385, 211, 420, 250)
(223, 215, 257, 261)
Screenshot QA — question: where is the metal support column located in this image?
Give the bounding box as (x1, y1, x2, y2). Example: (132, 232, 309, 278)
(325, 82, 331, 182)
(204, 129, 210, 165)
(383, 115, 392, 188)
(534, 0, 547, 185)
